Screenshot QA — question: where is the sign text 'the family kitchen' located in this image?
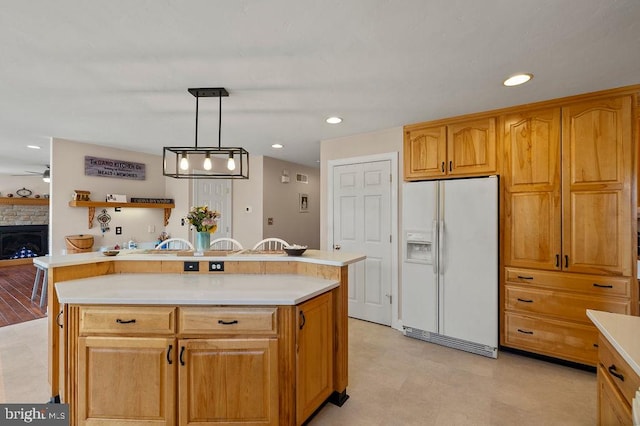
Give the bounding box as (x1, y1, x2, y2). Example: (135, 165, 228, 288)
(84, 156, 146, 180)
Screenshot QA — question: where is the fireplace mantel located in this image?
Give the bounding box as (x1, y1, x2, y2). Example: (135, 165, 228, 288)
(0, 197, 48, 206)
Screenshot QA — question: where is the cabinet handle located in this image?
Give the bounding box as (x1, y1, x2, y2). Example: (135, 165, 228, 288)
(179, 346, 185, 366)
(517, 275, 534, 280)
(516, 298, 534, 303)
(56, 310, 64, 329)
(593, 343, 599, 348)
(116, 318, 136, 324)
(167, 345, 173, 365)
(449, 161, 452, 172)
(555, 254, 560, 268)
(608, 365, 625, 382)
(217, 320, 238, 325)
(564, 255, 569, 268)
(593, 283, 613, 289)
(517, 329, 534, 335)
(441, 162, 445, 173)
(299, 311, 306, 330)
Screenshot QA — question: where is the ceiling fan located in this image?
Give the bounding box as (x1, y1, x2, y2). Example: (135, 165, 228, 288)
(11, 165, 50, 182)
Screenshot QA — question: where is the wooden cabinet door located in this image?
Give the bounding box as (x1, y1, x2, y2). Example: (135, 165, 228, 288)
(178, 338, 278, 426)
(447, 117, 497, 176)
(296, 292, 333, 425)
(562, 96, 632, 275)
(503, 108, 562, 270)
(77, 336, 176, 425)
(598, 365, 632, 425)
(403, 125, 446, 179)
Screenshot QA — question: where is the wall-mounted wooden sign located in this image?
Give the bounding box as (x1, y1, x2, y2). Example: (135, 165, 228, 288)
(84, 156, 146, 180)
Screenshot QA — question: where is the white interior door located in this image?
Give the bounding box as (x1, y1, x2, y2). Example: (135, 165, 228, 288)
(194, 178, 232, 241)
(332, 160, 392, 325)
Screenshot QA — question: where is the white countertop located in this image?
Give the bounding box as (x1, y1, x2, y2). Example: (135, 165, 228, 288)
(55, 273, 339, 306)
(35, 249, 365, 268)
(587, 310, 640, 377)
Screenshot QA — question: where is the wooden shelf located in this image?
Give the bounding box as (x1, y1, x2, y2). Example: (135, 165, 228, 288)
(68, 200, 175, 229)
(0, 197, 48, 206)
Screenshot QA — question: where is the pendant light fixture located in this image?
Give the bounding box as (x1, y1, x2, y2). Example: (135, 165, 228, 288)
(163, 88, 249, 179)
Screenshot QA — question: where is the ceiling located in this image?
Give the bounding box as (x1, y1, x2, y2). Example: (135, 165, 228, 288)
(1, 0, 639, 176)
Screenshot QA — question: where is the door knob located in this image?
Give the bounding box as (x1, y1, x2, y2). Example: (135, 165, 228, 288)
(334, 244, 341, 250)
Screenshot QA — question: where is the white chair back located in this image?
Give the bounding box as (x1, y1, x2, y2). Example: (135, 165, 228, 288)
(210, 238, 244, 251)
(155, 238, 194, 250)
(252, 238, 289, 251)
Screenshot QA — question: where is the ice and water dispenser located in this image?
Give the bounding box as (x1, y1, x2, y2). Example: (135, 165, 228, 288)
(404, 231, 432, 264)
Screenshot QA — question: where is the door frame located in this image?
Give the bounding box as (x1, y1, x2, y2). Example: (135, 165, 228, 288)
(327, 152, 399, 330)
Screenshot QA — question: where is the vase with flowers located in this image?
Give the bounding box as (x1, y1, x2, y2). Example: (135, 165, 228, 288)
(186, 205, 221, 252)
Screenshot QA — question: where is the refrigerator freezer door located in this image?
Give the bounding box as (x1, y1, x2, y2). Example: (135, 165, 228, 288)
(401, 181, 439, 333)
(439, 176, 498, 348)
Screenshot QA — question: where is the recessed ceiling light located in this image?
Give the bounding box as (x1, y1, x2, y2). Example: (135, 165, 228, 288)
(503, 73, 533, 87)
(27, 145, 41, 149)
(271, 143, 283, 149)
(326, 116, 342, 124)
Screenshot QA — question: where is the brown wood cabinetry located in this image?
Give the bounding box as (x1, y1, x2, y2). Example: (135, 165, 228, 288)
(404, 117, 496, 180)
(596, 335, 640, 425)
(501, 93, 636, 365)
(296, 292, 333, 425)
(179, 338, 278, 425)
(77, 336, 176, 425)
(69, 297, 334, 426)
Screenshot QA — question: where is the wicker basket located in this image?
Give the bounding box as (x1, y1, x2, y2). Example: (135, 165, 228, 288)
(65, 234, 94, 253)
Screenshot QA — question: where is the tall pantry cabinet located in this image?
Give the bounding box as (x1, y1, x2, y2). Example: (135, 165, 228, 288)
(502, 94, 635, 365)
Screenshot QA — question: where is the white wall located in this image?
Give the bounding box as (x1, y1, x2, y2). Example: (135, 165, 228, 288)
(319, 127, 403, 249)
(262, 156, 320, 248)
(231, 156, 264, 248)
(50, 138, 169, 254)
(164, 177, 191, 241)
(0, 175, 50, 198)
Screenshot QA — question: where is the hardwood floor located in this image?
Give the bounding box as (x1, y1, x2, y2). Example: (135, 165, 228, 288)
(0, 264, 46, 327)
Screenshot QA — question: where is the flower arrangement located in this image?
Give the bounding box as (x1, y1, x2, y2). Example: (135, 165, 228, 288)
(186, 205, 220, 233)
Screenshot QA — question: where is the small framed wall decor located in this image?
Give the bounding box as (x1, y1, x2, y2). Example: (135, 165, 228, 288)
(106, 194, 127, 202)
(299, 193, 309, 212)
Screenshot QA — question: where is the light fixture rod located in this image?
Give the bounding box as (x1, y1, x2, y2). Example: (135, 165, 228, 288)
(195, 94, 199, 148)
(218, 94, 222, 149)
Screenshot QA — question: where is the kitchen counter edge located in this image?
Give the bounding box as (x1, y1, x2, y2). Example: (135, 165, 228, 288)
(586, 309, 640, 377)
(34, 249, 365, 268)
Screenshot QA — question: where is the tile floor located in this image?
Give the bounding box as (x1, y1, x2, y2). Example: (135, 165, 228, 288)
(0, 317, 596, 425)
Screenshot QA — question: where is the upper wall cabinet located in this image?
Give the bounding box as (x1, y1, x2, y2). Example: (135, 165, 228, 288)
(404, 117, 497, 180)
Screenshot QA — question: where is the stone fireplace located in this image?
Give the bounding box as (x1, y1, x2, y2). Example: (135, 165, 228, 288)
(0, 203, 49, 259)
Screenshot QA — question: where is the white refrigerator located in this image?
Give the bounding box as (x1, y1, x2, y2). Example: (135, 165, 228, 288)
(401, 176, 498, 358)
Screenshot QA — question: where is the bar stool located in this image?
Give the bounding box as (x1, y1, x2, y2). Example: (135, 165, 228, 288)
(31, 263, 48, 311)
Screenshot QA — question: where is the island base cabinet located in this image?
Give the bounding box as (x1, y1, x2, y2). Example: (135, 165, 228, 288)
(597, 365, 632, 425)
(296, 292, 333, 425)
(179, 338, 279, 426)
(77, 336, 176, 425)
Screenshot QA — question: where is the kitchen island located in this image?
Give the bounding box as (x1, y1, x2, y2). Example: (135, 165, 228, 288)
(587, 310, 640, 425)
(39, 249, 365, 425)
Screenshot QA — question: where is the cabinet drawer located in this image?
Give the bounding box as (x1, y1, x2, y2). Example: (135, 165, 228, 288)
(505, 286, 631, 323)
(598, 335, 640, 407)
(79, 306, 175, 335)
(178, 307, 277, 335)
(504, 312, 598, 365)
(505, 268, 631, 297)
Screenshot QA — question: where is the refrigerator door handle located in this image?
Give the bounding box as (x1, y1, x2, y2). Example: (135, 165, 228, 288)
(439, 220, 445, 274)
(432, 220, 438, 274)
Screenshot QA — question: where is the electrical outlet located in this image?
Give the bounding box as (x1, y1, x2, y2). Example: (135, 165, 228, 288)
(209, 261, 224, 272)
(115, 226, 122, 235)
(183, 261, 199, 272)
